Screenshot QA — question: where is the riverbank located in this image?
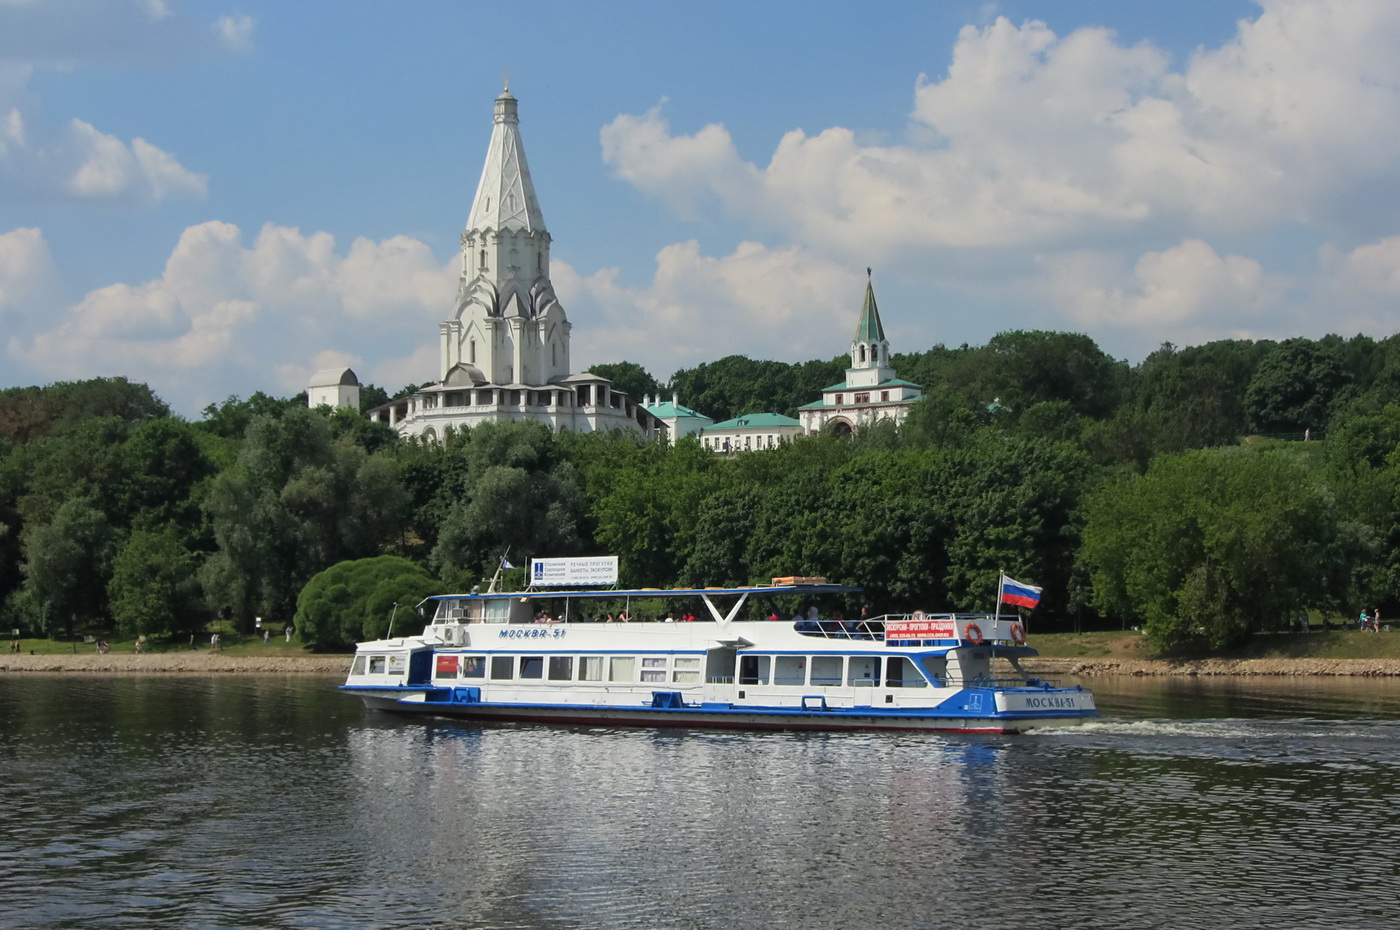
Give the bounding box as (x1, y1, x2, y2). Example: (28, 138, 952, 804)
(1021, 657, 1400, 677)
(0, 651, 348, 674)
(6, 649, 1400, 677)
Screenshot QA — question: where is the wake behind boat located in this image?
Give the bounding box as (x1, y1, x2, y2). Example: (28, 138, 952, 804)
(340, 574, 1096, 734)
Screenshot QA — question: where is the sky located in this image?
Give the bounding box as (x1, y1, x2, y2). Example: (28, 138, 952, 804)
(3, 0, 1400, 416)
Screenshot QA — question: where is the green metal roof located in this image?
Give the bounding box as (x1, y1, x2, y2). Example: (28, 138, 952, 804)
(853, 276, 886, 343)
(705, 412, 802, 430)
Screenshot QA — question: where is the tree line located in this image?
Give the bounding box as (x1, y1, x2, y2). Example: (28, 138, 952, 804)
(1, 329, 1397, 652)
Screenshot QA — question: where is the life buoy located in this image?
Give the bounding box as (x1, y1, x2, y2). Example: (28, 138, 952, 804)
(911, 610, 926, 622)
(1010, 622, 1026, 645)
(963, 622, 983, 644)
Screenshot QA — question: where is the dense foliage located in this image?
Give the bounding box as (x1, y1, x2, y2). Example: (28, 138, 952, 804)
(4, 329, 1400, 650)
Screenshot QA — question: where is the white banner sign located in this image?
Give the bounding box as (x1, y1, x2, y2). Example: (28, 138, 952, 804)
(530, 556, 619, 587)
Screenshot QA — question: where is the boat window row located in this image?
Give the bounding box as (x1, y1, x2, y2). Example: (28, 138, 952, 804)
(408, 652, 947, 688)
(433, 653, 704, 685)
(351, 654, 407, 676)
(738, 654, 942, 688)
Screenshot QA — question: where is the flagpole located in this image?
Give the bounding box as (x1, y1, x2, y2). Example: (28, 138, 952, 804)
(486, 545, 512, 594)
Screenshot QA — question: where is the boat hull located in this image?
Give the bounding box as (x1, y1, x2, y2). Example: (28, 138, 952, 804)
(343, 688, 1093, 734)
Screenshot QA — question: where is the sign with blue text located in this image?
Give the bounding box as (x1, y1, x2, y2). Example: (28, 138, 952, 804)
(530, 556, 619, 587)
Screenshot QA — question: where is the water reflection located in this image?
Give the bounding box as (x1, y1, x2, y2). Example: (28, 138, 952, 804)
(3, 675, 1400, 928)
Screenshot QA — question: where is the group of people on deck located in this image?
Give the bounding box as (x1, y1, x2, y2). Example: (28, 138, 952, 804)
(531, 610, 702, 623)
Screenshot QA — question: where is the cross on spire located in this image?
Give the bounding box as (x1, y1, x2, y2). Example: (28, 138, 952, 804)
(502, 66, 510, 93)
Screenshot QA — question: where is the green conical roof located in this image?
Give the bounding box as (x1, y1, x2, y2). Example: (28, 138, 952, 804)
(854, 272, 886, 343)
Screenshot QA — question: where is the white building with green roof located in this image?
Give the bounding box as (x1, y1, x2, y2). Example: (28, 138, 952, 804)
(700, 412, 804, 454)
(798, 271, 922, 435)
(641, 393, 713, 445)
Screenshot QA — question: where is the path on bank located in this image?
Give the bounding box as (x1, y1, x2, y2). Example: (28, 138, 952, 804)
(0, 652, 348, 674)
(1022, 657, 1400, 677)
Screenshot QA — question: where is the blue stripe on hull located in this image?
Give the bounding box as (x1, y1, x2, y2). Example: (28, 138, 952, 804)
(341, 687, 1095, 733)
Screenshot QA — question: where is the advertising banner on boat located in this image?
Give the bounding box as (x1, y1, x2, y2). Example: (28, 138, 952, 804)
(885, 616, 958, 639)
(530, 556, 619, 587)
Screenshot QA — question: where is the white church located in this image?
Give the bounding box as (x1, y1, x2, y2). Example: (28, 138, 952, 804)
(797, 271, 922, 435)
(355, 88, 662, 442)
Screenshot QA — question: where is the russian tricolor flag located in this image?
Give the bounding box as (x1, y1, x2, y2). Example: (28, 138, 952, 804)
(1001, 575, 1043, 609)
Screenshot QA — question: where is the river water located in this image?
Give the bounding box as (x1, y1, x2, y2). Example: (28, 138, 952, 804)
(3, 674, 1399, 929)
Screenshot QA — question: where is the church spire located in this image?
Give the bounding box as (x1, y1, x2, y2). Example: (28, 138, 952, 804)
(847, 269, 893, 385)
(465, 88, 547, 234)
(853, 267, 886, 344)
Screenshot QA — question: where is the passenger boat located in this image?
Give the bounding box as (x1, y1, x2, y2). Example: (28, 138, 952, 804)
(340, 581, 1096, 733)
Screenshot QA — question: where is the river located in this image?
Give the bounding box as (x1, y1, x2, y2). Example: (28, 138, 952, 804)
(2, 674, 1398, 929)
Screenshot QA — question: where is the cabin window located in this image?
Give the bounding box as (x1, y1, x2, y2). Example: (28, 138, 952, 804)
(386, 655, 406, 676)
(885, 656, 928, 688)
(436, 655, 459, 679)
(738, 655, 770, 685)
(609, 656, 635, 682)
(369, 656, 386, 675)
(461, 656, 486, 679)
(351, 655, 367, 676)
(548, 656, 573, 681)
(641, 657, 667, 683)
(918, 656, 948, 686)
(847, 656, 880, 686)
(490, 656, 514, 680)
(672, 656, 701, 684)
(579, 656, 604, 681)
(519, 656, 544, 679)
(774, 656, 806, 686)
(810, 656, 843, 686)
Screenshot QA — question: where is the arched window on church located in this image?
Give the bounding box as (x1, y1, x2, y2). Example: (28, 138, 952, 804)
(552, 343, 557, 366)
(479, 249, 486, 270)
(470, 339, 476, 364)
(859, 345, 866, 363)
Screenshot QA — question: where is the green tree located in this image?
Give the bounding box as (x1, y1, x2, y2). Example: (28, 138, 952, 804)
(109, 526, 205, 637)
(202, 409, 409, 632)
(21, 497, 115, 636)
(1245, 338, 1349, 434)
(1081, 446, 1342, 649)
(294, 555, 442, 649)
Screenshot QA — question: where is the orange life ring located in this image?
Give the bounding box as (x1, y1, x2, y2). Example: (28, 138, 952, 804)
(963, 622, 983, 644)
(1010, 622, 1026, 645)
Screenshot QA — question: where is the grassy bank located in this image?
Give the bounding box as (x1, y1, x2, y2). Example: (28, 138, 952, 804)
(1028, 629, 1400, 661)
(3, 634, 338, 659)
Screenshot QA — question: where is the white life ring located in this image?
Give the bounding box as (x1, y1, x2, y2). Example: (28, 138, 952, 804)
(1010, 622, 1026, 645)
(911, 610, 926, 622)
(963, 622, 984, 644)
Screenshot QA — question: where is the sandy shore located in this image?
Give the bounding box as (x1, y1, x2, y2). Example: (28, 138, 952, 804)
(1022, 657, 1400, 677)
(6, 651, 1400, 677)
(0, 652, 350, 674)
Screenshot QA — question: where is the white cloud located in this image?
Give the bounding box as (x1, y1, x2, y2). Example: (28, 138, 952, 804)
(602, 2, 1400, 255)
(1040, 240, 1275, 335)
(0, 226, 64, 337)
(557, 241, 856, 377)
(9, 221, 457, 410)
(0, 0, 224, 204)
(214, 14, 253, 53)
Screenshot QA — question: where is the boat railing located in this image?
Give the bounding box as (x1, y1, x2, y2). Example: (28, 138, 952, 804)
(792, 620, 886, 640)
(954, 676, 1067, 690)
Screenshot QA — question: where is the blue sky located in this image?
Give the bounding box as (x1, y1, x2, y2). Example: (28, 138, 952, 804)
(3, 0, 1397, 415)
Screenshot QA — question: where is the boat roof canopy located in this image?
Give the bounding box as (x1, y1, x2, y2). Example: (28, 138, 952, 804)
(427, 583, 862, 601)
